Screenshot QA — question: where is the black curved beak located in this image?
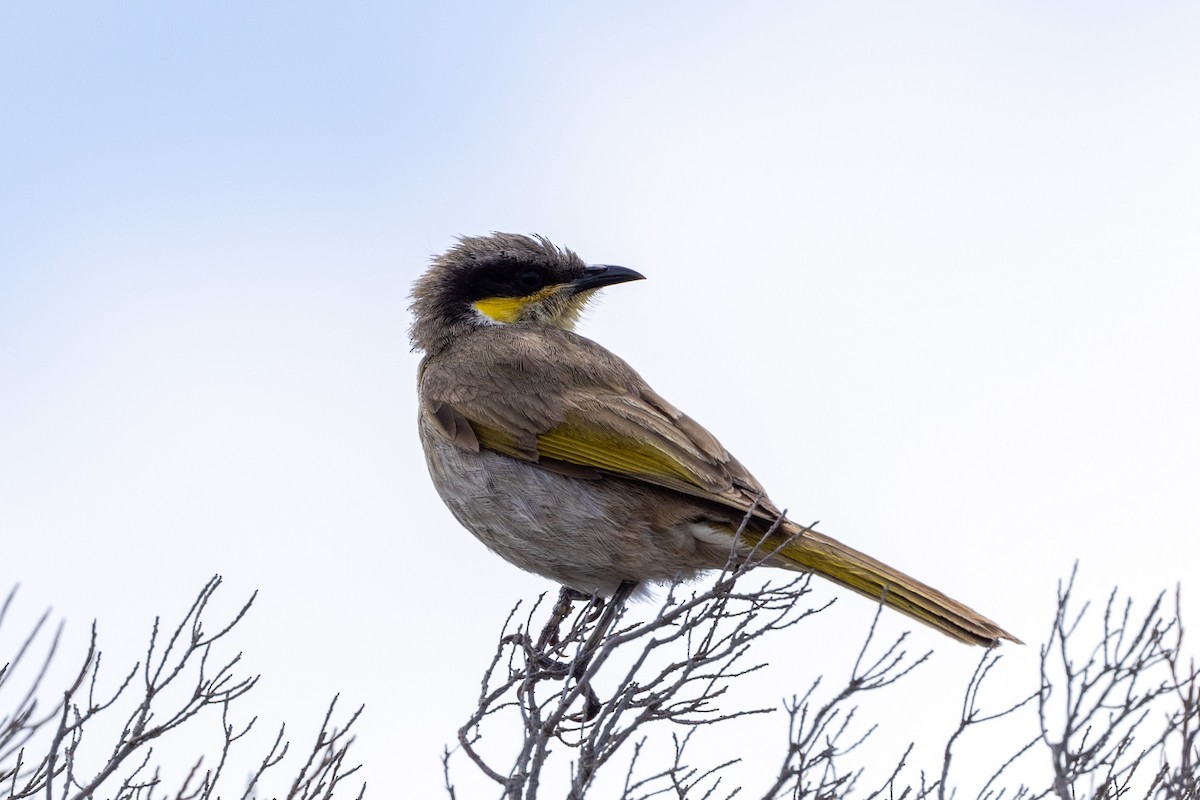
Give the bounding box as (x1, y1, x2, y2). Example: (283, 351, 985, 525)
(570, 264, 646, 294)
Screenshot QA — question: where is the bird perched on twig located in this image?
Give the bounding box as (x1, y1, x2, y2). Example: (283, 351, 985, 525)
(411, 233, 1018, 647)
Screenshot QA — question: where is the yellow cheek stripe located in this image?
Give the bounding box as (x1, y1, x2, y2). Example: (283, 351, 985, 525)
(473, 285, 563, 324)
(473, 296, 526, 323)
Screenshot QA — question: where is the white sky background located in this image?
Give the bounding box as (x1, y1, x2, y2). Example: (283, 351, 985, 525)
(2, 1, 1199, 795)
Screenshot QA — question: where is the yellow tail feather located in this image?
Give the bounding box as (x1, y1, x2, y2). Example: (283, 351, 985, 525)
(771, 522, 1020, 647)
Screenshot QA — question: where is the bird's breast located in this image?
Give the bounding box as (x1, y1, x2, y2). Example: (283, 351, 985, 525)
(417, 414, 746, 595)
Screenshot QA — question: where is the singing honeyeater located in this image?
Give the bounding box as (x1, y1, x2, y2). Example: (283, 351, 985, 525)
(411, 233, 1017, 647)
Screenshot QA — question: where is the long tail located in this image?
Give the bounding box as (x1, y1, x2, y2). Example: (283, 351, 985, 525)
(773, 522, 1020, 647)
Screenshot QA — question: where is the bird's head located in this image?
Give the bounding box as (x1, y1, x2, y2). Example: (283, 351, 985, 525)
(409, 233, 644, 355)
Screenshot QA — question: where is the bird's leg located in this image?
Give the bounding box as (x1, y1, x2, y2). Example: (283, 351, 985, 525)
(531, 581, 637, 722)
(557, 581, 637, 722)
(572, 580, 638, 679)
(531, 586, 593, 679)
(536, 585, 590, 651)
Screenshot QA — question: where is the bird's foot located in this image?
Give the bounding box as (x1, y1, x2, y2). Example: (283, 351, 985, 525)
(535, 585, 591, 651)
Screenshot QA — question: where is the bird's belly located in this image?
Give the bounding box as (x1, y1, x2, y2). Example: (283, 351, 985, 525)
(420, 429, 738, 596)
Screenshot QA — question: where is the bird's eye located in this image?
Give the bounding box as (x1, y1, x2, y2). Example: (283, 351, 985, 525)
(516, 268, 543, 291)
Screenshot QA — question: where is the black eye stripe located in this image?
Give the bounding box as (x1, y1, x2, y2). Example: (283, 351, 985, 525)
(517, 268, 543, 289)
(467, 260, 556, 299)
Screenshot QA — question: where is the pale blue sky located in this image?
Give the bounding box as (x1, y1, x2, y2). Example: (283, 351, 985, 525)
(3, 2, 1199, 795)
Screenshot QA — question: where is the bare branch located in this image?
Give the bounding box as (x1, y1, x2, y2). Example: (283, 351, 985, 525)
(444, 551, 1199, 800)
(0, 579, 365, 800)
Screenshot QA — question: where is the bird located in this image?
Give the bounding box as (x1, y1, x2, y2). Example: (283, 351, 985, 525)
(410, 233, 1018, 647)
